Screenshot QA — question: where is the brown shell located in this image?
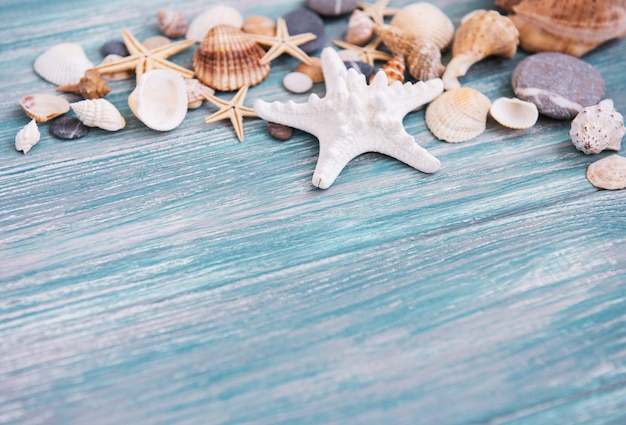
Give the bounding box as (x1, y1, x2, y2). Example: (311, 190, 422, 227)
(406, 42, 445, 81)
(193, 25, 270, 91)
(508, 0, 626, 56)
(57, 68, 111, 99)
(158, 10, 188, 39)
(370, 55, 405, 84)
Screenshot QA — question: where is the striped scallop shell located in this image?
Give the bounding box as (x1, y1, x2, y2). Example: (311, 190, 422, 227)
(389, 2, 455, 51)
(70, 98, 125, 131)
(33, 43, 94, 86)
(193, 25, 270, 91)
(425, 87, 491, 143)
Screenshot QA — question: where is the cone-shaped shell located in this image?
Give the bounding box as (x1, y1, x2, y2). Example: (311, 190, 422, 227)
(371, 55, 405, 84)
(193, 25, 270, 91)
(19, 94, 70, 123)
(33, 43, 94, 86)
(128, 69, 188, 131)
(569, 99, 625, 154)
(70, 98, 125, 131)
(15, 119, 40, 154)
(442, 10, 519, 90)
(390, 2, 455, 51)
(508, 0, 626, 57)
(586, 154, 626, 190)
(426, 87, 491, 143)
(489, 97, 538, 129)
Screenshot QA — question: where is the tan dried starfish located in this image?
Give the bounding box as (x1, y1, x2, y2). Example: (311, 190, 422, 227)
(250, 18, 316, 65)
(332, 38, 392, 65)
(358, 0, 399, 26)
(94, 29, 195, 81)
(202, 85, 257, 142)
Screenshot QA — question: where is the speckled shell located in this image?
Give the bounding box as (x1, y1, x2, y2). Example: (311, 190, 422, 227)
(586, 154, 626, 189)
(57, 69, 110, 99)
(186, 6, 243, 42)
(389, 2, 455, 51)
(193, 25, 270, 91)
(425, 87, 491, 143)
(15, 119, 40, 154)
(158, 10, 188, 39)
(345, 9, 374, 46)
(489, 97, 538, 129)
(20, 93, 70, 123)
(70, 98, 125, 131)
(33, 43, 94, 86)
(507, 0, 626, 57)
(442, 10, 519, 90)
(569, 99, 625, 154)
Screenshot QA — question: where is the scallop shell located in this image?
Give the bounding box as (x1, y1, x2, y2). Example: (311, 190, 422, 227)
(389, 2, 455, 51)
(425, 87, 492, 143)
(70, 98, 125, 131)
(186, 6, 244, 42)
(33, 43, 94, 86)
(569, 99, 625, 154)
(158, 10, 188, 39)
(345, 9, 375, 46)
(19, 94, 70, 123)
(57, 69, 111, 99)
(193, 25, 270, 91)
(370, 55, 405, 84)
(586, 154, 626, 190)
(507, 0, 626, 57)
(242, 15, 276, 37)
(442, 10, 519, 90)
(185, 78, 215, 109)
(15, 119, 40, 154)
(128, 69, 187, 131)
(489, 97, 539, 129)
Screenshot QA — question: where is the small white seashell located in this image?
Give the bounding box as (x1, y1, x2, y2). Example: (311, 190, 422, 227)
(283, 72, 314, 93)
(586, 154, 626, 190)
(185, 78, 215, 109)
(99, 54, 133, 81)
(15, 119, 41, 154)
(569, 99, 625, 155)
(19, 93, 70, 123)
(489, 97, 539, 129)
(425, 87, 491, 143)
(186, 6, 244, 42)
(70, 98, 125, 131)
(33, 43, 94, 86)
(128, 69, 188, 131)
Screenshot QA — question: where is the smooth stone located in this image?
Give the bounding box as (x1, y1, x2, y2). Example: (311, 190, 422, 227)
(306, 0, 360, 16)
(283, 9, 325, 53)
(268, 122, 293, 140)
(283, 72, 314, 93)
(101, 40, 129, 57)
(49, 116, 89, 140)
(344, 60, 377, 82)
(511, 52, 605, 120)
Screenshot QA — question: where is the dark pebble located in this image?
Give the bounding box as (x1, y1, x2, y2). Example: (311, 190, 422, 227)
(50, 116, 89, 140)
(344, 60, 377, 82)
(512, 52, 605, 120)
(101, 40, 129, 57)
(306, 0, 360, 16)
(268, 122, 293, 141)
(283, 9, 325, 53)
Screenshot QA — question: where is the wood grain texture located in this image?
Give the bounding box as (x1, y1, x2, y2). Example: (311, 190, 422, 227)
(1, 1, 625, 424)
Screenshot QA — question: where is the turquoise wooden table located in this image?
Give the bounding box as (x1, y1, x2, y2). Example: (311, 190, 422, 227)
(1, 0, 625, 423)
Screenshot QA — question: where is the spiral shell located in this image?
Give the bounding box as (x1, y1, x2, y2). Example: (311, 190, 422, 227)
(33, 43, 94, 86)
(70, 98, 125, 131)
(20, 94, 70, 123)
(586, 154, 626, 190)
(345, 9, 374, 46)
(158, 10, 188, 39)
(489, 97, 538, 129)
(193, 25, 270, 91)
(389, 2, 455, 51)
(370, 55, 405, 84)
(442, 10, 519, 90)
(569, 99, 625, 154)
(15, 119, 40, 154)
(56, 69, 110, 99)
(425, 87, 491, 143)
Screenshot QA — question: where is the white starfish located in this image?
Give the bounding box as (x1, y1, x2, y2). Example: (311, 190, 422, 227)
(254, 47, 443, 189)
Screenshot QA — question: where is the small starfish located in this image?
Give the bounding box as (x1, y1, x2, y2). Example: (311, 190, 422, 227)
(249, 18, 316, 65)
(254, 47, 444, 189)
(202, 85, 257, 142)
(358, 0, 399, 26)
(332, 38, 392, 65)
(94, 29, 195, 81)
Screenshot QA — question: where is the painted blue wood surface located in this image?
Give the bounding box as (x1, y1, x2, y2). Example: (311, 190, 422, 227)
(1, 0, 625, 424)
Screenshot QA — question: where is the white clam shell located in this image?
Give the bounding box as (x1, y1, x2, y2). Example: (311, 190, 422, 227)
(186, 6, 244, 42)
(390, 2, 455, 51)
(15, 119, 41, 154)
(489, 97, 538, 129)
(586, 154, 626, 190)
(70, 98, 125, 131)
(128, 69, 188, 131)
(19, 93, 70, 123)
(569, 99, 625, 155)
(33, 43, 94, 86)
(425, 87, 491, 143)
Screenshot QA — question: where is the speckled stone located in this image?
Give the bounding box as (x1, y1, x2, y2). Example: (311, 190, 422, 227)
(512, 52, 605, 120)
(268, 122, 293, 141)
(101, 40, 129, 57)
(306, 0, 360, 16)
(344, 60, 377, 82)
(50, 116, 89, 140)
(283, 9, 325, 53)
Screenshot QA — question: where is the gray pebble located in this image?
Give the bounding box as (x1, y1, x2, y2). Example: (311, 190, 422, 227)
(50, 116, 89, 140)
(344, 60, 377, 82)
(268, 122, 293, 140)
(306, 0, 360, 16)
(101, 40, 129, 57)
(512, 52, 605, 120)
(283, 9, 325, 53)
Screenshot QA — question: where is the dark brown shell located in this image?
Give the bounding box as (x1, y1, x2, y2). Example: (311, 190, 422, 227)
(193, 25, 270, 91)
